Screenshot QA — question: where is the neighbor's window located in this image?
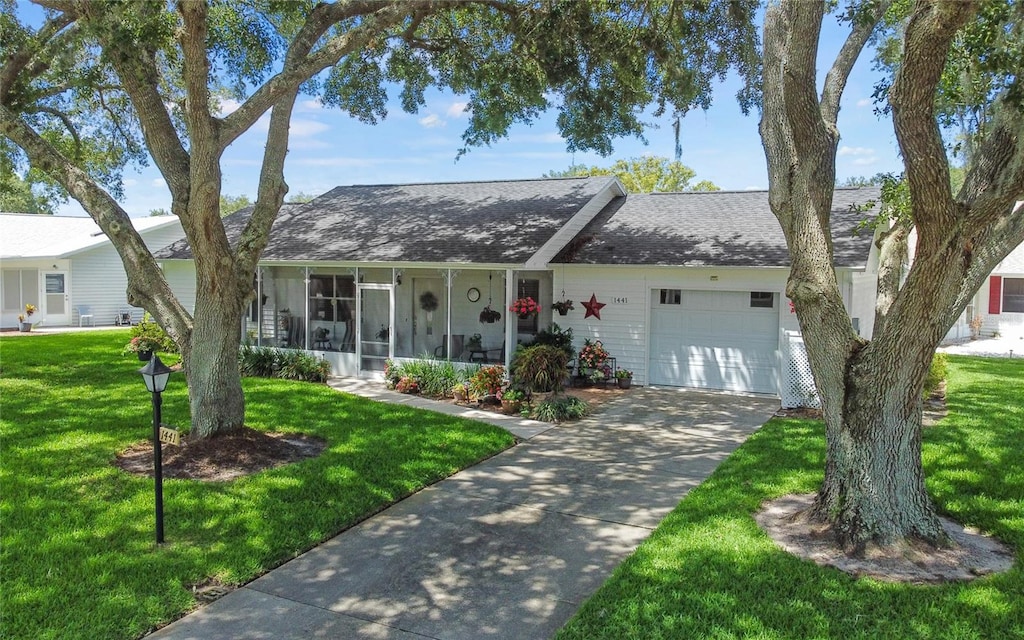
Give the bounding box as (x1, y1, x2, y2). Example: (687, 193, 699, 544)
(659, 289, 681, 305)
(1003, 278, 1024, 313)
(750, 292, 775, 308)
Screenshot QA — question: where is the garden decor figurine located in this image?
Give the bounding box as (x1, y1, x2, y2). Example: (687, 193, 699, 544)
(510, 296, 541, 319)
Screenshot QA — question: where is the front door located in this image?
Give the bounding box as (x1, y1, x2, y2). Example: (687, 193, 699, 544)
(43, 272, 70, 325)
(412, 277, 444, 356)
(357, 284, 394, 373)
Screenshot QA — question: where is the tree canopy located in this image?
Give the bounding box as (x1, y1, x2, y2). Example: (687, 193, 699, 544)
(0, 0, 758, 437)
(545, 155, 719, 192)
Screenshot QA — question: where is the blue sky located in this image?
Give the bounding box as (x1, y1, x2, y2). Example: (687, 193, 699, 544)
(35, 12, 903, 218)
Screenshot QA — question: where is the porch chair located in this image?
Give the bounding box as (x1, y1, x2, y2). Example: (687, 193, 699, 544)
(75, 305, 95, 327)
(434, 334, 465, 360)
(115, 308, 134, 326)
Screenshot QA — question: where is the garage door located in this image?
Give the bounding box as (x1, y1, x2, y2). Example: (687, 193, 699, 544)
(649, 289, 780, 394)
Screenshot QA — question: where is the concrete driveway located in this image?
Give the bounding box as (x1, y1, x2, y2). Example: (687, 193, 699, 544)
(148, 387, 778, 640)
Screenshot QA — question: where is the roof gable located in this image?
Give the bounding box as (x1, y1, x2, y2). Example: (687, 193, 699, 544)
(553, 187, 881, 268)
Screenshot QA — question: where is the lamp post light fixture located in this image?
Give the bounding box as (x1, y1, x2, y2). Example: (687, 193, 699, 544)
(138, 355, 173, 544)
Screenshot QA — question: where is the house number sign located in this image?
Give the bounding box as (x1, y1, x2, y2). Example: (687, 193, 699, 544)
(612, 297, 628, 304)
(158, 426, 181, 446)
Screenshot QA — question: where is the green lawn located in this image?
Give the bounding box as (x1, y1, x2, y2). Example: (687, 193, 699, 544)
(558, 355, 1024, 640)
(0, 331, 515, 640)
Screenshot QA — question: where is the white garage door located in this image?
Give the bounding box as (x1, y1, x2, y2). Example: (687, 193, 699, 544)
(649, 289, 780, 394)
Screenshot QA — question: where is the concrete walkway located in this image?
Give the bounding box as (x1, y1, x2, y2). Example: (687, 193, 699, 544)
(149, 386, 778, 640)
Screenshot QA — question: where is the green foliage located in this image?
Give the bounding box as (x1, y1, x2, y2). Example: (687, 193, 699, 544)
(238, 345, 330, 383)
(468, 365, 506, 398)
(559, 355, 1024, 639)
(923, 352, 949, 398)
(544, 156, 717, 193)
(220, 193, 252, 217)
(0, 167, 54, 214)
(124, 314, 177, 355)
(531, 396, 589, 422)
(510, 345, 570, 393)
(388, 358, 472, 398)
(0, 331, 513, 640)
(526, 322, 574, 358)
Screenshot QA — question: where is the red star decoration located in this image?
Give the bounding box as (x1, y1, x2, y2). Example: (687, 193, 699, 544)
(581, 293, 606, 320)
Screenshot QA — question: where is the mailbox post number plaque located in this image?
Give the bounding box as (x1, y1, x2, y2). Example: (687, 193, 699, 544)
(158, 426, 180, 446)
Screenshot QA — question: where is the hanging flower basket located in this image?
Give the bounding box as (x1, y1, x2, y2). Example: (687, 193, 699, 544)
(552, 300, 574, 316)
(479, 306, 501, 323)
(509, 297, 540, 318)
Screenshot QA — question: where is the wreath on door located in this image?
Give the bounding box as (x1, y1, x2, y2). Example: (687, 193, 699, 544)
(419, 291, 439, 312)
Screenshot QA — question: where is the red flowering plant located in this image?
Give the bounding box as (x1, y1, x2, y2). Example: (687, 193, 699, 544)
(509, 297, 541, 317)
(469, 365, 506, 398)
(577, 339, 609, 369)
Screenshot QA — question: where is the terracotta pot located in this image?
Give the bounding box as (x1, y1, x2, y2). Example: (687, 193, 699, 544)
(454, 390, 468, 402)
(137, 350, 153, 361)
(501, 400, 522, 414)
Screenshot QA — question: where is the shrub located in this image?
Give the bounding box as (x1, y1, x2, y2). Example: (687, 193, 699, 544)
(387, 357, 473, 397)
(124, 313, 177, 356)
(526, 323, 574, 358)
(396, 376, 419, 393)
(532, 396, 589, 422)
(923, 352, 948, 398)
(469, 365, 506, 398)
(238, 345, 330, 383)
(510, 345, 570, 392)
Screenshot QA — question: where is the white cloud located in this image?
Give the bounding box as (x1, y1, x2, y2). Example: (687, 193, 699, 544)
(419, 114, 445, 128)
(856, 98, 872, 108)
(853, 157, 878, 166)
(744, 185, 764, 191)
(122, 178, 138, 187)
(446, 102, 468, 118)
(151, 178, 167, 188)
(508, 132, 565, 145)
(217, 98, 241, 116)
(299, 99, 323, 111)
(838, 145, 874, 156)
(289, 119, 330, 137)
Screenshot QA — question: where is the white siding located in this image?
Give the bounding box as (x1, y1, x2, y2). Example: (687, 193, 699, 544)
(555, 265, 791, 388)
(848, 270, 877, 339)
(68, 222, 186, 326)
(162, 261, 197, 316)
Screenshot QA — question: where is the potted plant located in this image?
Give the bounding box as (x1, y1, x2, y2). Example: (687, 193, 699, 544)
(122, 313, 177, 361)
(509, 296, 541, 319)
(469, 365, 506, 402)
(479, 305, 501, 323)
(615, 369, 633, 389)
(552, 300, 574, 316)
(395, 375, 419, 394)
(499, 387, 526, 413)
(18, 304, 36, 332)
(466, 333, 483, 351)
(452, 382, 469, 402)
(375, 324, 389, 341)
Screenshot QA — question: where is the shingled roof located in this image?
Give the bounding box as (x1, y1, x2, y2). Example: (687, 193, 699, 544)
(156, 177, 616, 264)
(552, 187, 881, 268)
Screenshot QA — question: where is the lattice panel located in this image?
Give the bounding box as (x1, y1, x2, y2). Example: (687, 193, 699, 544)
(781, 332, 820, 408)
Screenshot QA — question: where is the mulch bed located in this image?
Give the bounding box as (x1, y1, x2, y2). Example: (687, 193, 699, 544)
(115, 427, 326, 482)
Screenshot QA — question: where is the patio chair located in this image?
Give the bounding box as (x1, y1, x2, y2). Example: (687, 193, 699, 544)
(434, 334, 465, 360)
(115, 308, 134, 326)
(75, 305, 95, 327)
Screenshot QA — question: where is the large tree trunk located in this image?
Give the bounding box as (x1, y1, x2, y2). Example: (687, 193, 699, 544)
(180, 273, 249, 438)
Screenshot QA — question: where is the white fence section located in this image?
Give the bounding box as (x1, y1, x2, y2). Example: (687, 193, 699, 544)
(781, 330, 820, 408)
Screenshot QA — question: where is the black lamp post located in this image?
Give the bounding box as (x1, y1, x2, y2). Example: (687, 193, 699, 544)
(139, 355, 172, 544)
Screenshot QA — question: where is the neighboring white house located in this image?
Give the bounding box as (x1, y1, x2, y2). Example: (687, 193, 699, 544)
(155, 178, 882, 406)
(0, 213, 185, 329)
(942, 201, 1024, 342)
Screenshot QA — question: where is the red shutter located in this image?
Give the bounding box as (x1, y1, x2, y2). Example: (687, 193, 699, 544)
(989, 276, 1003, 315)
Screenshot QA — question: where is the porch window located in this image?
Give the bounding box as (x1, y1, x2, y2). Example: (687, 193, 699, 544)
(2, 269, 38, 312)
(309, 274, 356, 351)
(1004, 278, 1024, 313)
(516, 279, 540, 334)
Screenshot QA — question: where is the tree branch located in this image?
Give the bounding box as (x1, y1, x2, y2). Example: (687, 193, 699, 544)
(820, 0, 892, 124)
(27, 105, 82, 154)
(890, 0, 977, 234)
(220, 1, 415, 147)
(0, 10, 78, 104)
(0, 103, 193, 342)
